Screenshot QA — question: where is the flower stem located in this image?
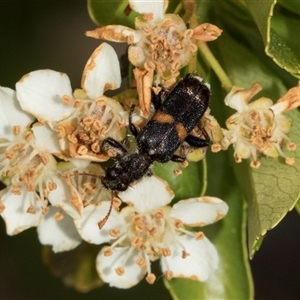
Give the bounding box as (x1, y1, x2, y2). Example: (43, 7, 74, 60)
(197, 41, 233, 93)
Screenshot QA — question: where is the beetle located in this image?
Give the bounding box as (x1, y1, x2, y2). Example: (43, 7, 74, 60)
(100, 73, 211, 192)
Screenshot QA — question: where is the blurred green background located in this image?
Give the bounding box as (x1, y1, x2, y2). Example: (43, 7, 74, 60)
(0, 1, 300, 299)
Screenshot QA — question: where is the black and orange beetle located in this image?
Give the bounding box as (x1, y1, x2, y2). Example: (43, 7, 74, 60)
(101, 73, 210, 191)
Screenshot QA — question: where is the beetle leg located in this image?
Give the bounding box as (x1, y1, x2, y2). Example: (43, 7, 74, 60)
(129, 105, 139, 137)
(101, 137, 128, 155)
(185, 133, 210, 148)
(171, 154, 186, 162)
(151, 86, 171, 109)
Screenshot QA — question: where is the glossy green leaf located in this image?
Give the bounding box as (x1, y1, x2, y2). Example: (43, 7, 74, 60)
(153, 159, 207, 202)
(234, 109, 300, 258)
(244, 0, 300, 78)
(87, 0, 135, 28)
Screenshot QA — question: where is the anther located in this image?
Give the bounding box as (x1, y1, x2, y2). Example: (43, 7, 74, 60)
(154, 208, 164, 219)
(182, 250, 190, 259)
(26, 205, 36, 214)
(109, 229, 120, 238)
(162, 248, 171, 257)
(12, 125, 21, 136)
(172, 219, 183, 229)
(165, 270, 173, 280)
(195, 231, 205, 240)
(285, 157, 295, 165)
(103, 247, 113, 257)
(115, 266, 125, 276)
(250, 160, 261, 168)
(77, 145, 88, 155)
(62, 95, 73, 105)
(54, 211, 64, 221)
(136, 257, 146, 267)
(146, 273, 156, 284)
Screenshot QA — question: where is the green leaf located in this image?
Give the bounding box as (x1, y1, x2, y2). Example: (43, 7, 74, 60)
(234, 109, 300, 258)
(87, 0, 136, 28)
(244, 0, 300, 78)
(153, 160, 207, 202)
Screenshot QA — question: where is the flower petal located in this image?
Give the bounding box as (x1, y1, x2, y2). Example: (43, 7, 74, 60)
(47, 175, 82, 219)
(0, 186, 43, 235)
(160, 234, 219, 281)
(16, 70, 75, 123)
(129, 0, 167, 21)
(37, 206, 81, 253)
(0, 86, 34, 141)
(119, 176, 174, 214)
(224, 83, 262, 113)
(74, 202, 126, 244)
(81, 43, 121, 99)
(96, 246, 146, 288)
(170, 197, 229, 227)
(32, 123, 62, 155)
(86, 25, 141, 44)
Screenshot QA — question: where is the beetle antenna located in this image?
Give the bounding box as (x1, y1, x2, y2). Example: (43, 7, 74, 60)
(61, 172, 103, 180)
(98, 191, 115, 229)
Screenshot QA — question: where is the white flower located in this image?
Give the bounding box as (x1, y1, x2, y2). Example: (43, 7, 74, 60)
(74, 176, 228, 288)
(0, 87, 65, 234)
(86, 0, 222, 116)
(16, 43, 126, 162)
(223, 83, 300, 167)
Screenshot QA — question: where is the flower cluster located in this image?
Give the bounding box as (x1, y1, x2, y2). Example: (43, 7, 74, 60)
(223, 82, 300, 167)
(86, 0, 222, 116)
(2, 0, 300, 293)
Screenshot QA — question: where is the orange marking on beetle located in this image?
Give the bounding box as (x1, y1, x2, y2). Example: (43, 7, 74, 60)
(152, 111, 174, 123)
(176, 123, 188, 141)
